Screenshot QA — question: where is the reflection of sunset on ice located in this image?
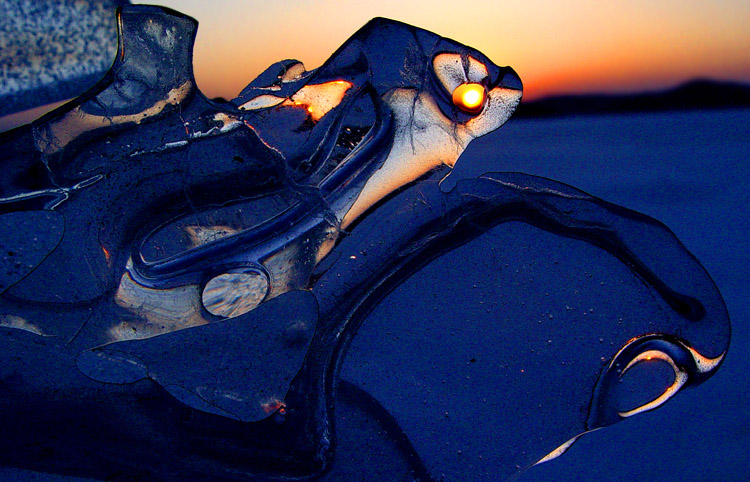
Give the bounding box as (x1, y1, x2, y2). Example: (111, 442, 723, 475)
(239, 80, 352, 122)
(261, 398, 287, 414)
(283, 80, 353, 121)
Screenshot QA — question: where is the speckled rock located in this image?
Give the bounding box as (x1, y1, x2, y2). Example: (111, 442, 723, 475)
(0, 0, 128, 116)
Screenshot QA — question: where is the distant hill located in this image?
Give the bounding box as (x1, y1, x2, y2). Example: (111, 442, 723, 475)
(514, 79, 750, 118)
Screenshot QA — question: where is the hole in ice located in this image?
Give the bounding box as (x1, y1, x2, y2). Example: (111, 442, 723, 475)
(614, 355, 677, 414)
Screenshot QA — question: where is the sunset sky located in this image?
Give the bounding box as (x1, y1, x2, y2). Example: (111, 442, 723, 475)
(142, 0, 750, 101)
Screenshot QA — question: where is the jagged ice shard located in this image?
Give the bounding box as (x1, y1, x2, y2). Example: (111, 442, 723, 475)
(0, 5, 730, 482)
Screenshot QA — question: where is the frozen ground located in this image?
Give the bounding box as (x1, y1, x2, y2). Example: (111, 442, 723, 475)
(453, 108, 749, 482)
(1, 108, 747, 481)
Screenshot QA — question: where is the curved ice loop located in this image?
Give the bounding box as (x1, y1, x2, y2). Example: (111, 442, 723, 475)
(588, 334, 727, 426)
(617, 349, 689, 418)
(324, 172, 729, 482)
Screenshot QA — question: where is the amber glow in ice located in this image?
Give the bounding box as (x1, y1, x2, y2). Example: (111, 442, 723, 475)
(452, 83, 485, 113)
(617, 349, 688, 418)
(281, 80, 352, 121)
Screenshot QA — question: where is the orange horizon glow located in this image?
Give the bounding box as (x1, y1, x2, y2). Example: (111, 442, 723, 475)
(1, 0, 748, 134)
(140, 0, 749, 103)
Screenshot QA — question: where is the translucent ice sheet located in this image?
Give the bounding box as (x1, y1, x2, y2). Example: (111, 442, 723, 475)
(0, 4, 728, 482)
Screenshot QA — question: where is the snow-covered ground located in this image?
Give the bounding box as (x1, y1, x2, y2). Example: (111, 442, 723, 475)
(454, 108, 749, 482)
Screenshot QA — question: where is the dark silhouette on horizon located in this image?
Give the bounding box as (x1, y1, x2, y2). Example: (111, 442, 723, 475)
(515, 79, 750, 118)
